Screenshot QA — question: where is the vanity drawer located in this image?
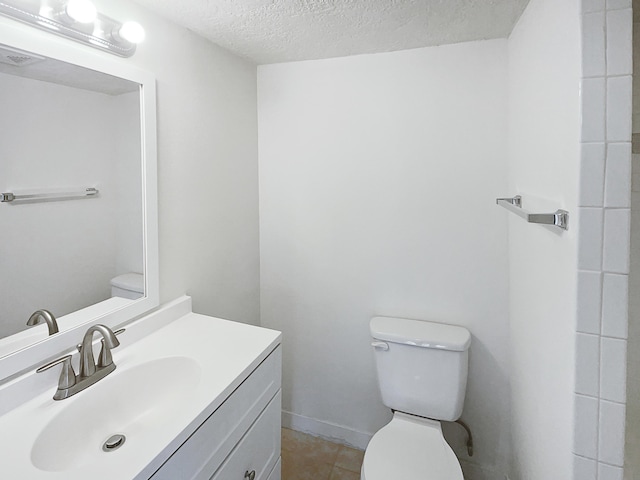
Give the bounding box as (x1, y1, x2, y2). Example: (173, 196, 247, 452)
(210, 391, 281, 480)
(150, 346, 281, 480)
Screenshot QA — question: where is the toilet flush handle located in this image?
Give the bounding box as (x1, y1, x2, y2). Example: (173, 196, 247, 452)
(371, 341, 389, 351)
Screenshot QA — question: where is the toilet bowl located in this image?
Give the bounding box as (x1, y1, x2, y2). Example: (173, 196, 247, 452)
(361, 412, 463, 480)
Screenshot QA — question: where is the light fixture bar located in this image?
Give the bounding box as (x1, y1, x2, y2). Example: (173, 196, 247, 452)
(0, 0, 139, 57)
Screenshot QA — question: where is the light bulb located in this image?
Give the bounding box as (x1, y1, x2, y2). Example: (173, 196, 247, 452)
(65, 0, 97, 24)
(118, 21, 145, 44)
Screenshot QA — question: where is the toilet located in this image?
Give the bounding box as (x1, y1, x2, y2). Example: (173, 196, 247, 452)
(110, 272, 144, 300)
(362, 316, 471, 480)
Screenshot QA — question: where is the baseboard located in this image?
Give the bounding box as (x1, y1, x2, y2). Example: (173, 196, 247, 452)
(282, 410, 372, 450)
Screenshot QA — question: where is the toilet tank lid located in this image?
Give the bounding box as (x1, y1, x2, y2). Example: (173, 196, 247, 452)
(370, 317, 471, 352)
(110, 273, 144, 293)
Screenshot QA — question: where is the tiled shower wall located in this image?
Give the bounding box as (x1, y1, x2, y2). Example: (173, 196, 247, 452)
(625, 4, 640, 478)
(575, 0, 632, 479)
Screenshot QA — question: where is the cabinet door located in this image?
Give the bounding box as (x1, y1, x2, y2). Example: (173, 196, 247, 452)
(211, 391, 281, 480)
(266, 458, 281, 480)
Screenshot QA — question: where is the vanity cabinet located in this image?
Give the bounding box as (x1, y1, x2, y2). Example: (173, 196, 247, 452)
(0, 299, 282, 480)
(150, 346, 282, 480)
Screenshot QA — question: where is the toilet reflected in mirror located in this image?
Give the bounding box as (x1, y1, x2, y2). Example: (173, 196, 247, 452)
(110, 273, 144, 300)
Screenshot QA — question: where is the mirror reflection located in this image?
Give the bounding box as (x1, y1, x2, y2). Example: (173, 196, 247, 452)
(0, 43, 144, 357)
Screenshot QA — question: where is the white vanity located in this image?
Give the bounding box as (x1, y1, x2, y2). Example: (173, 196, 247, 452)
(0, 296, 282, 479)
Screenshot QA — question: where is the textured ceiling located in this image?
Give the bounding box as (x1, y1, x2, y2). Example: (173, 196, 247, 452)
(133, 0, 530, 65)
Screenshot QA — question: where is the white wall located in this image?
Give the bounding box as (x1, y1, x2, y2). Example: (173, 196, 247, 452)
(0, 73, 140, 339)
(258, 40, 511, 479)
(507, 0, 581, 478)
(82, 0, 261, 324)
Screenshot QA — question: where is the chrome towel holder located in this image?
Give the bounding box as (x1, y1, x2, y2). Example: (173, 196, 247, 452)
(0, 187, 99, 204)
(496, 195, 569, 231)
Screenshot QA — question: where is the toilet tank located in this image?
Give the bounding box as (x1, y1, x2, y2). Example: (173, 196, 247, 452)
(370, 316, 471, 422)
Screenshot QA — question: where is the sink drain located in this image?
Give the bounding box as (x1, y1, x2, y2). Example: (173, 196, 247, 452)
(102, 434, 126, 452)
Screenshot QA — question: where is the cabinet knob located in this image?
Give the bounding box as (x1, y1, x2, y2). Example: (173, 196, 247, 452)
(244, 471, 256, 480)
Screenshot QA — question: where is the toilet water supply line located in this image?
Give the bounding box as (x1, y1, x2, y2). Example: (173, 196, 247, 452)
(455, 419, 474, 457)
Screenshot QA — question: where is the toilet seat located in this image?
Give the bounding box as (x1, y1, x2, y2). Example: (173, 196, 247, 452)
(361, 412, 464, 480)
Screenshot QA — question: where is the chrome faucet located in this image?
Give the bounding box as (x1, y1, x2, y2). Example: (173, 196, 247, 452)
(37, 325, 123, 401)
(26, 309, 59, 335)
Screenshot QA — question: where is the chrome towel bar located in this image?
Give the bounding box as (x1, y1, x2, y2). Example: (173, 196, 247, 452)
(496, 195, 569, 231)
(1, 187, 99, 204)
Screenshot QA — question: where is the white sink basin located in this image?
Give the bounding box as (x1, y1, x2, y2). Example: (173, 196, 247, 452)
(0, 300, 281, 480)
(31, 356, 201, 472)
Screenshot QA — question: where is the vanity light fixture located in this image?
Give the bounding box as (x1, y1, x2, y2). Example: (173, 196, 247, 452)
(115, 20, 145, 44)
(0, 0, 145, 57)
(63, 0, 97, 24)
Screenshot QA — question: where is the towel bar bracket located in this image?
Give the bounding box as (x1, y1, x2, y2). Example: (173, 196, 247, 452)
(496, 195, 522, 208)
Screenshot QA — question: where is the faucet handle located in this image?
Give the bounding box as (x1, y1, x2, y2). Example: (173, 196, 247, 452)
(97, 328, 125, 368)
(36, 355, 76, 389)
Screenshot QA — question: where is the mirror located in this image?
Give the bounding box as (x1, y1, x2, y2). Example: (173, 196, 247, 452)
(0, 48, 143, 350)
(0, 22, 158, 380)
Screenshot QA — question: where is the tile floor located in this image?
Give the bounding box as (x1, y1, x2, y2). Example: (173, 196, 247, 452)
(281, 428, 364, 480)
